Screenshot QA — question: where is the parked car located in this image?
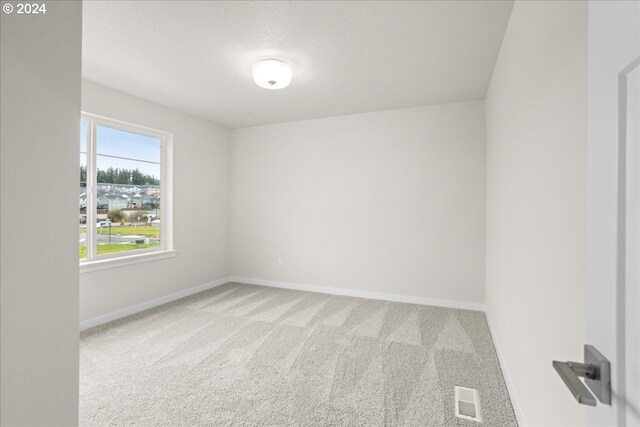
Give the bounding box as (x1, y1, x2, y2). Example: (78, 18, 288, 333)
(97, 219, 112, 228)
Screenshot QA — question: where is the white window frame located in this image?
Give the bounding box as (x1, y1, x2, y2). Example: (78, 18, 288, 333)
(80, 112, 174, 273)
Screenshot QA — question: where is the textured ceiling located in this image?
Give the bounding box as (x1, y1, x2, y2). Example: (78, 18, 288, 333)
(83, 1, 513, 128)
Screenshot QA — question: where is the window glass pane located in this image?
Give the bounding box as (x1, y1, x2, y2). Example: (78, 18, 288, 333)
(96, 155, 160, 186)
(96, 125, 161, 163)
(81, 118, 165, 262)
(95, 146, 161, 256)
(79, 153, 87, 260)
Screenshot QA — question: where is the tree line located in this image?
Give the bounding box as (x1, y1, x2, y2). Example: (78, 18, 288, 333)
(80, 166, 160, 186)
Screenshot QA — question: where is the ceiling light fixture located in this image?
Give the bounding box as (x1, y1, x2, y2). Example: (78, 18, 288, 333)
(252, 59, 292, 90)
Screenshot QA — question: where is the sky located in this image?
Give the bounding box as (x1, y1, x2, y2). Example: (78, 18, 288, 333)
(80, 119, 161, 179)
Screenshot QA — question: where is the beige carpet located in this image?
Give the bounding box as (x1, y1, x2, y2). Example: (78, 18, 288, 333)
(80, 283, 517, 426)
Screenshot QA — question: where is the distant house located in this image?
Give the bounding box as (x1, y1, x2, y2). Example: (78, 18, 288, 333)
(146, 186, 160, 196)
(97, 194, 129, 211)
(82, 185, 159, 211)
(142, 194, 159, 209)
(130, 193, 143, 208)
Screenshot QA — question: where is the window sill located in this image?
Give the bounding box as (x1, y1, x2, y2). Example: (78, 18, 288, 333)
(80, 249, 176, 274)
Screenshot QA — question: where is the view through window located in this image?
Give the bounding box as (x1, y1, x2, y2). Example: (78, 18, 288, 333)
(80, 115, 168, 261)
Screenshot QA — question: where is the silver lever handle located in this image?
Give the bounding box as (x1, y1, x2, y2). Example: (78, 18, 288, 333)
(552, 361, 597, 406)
(552, 344, 611, 406)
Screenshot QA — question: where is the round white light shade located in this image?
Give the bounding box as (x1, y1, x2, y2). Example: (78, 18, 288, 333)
(252, 59, 292, 89)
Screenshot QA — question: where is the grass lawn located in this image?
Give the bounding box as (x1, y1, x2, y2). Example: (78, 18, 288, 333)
(96, 225, 160, 238)
(80, 242, 159, 259)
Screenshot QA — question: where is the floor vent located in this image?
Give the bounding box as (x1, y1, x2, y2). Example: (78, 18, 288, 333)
(455, 386, 482, 422)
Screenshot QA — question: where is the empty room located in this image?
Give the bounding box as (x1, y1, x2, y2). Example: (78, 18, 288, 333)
(1, 0, 639, 426)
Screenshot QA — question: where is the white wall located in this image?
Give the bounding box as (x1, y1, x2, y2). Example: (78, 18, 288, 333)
(1, 2, 82, 425)
(231, 101, 486, 305)
(80, 81, 230, 322)
(485, 2, 587, 426)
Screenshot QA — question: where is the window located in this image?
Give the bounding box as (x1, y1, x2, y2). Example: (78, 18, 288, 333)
(80, 113, 173, 266)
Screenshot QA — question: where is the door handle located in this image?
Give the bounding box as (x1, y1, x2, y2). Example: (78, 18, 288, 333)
(552, 345, 611, 406)
(552, 360, 597, 405)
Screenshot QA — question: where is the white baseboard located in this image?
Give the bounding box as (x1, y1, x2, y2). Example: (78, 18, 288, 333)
(79, 275, 482, 331)
(485, 311, 526, 426)
(79, 276, 232, 331)
(229, 276, 484, 311)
